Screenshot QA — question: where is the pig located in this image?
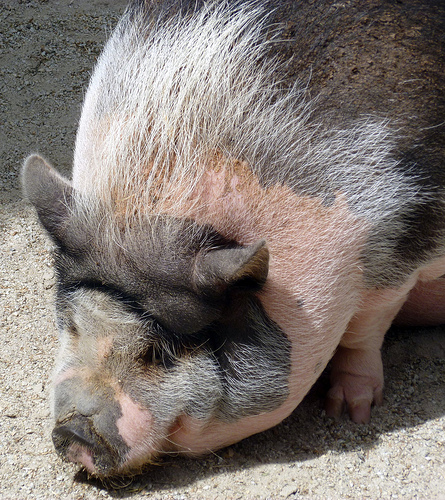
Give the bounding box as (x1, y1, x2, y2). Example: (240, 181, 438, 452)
(22, 0, 444, 477)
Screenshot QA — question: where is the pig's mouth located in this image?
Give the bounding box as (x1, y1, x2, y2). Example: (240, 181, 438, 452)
(52, 414, 126, 476)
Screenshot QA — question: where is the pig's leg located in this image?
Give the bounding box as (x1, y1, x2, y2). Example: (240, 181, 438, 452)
(325, 281, 415, 424)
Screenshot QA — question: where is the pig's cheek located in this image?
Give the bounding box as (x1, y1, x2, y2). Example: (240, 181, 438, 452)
(115, 392, 157, 467)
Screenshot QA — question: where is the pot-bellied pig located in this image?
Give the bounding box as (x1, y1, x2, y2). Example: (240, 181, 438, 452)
(23, 0, 444, 477)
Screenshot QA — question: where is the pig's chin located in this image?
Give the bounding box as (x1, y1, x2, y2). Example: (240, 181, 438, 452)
(63, 440, 158, 478)
(65, 443, 97, 474)
(161, 414, 250, 457)
(163, 402, 299, 457)
(60, 409, 281, 478)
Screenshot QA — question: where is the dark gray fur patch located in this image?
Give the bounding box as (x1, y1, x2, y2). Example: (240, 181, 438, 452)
(210, 297, 291, 420)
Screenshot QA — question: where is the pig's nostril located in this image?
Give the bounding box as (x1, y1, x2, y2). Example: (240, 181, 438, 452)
(52, 416, 125, 476)
(52, 417, 101, 473)
(52, 414, 98, 458)
(53, 422, 95, 450)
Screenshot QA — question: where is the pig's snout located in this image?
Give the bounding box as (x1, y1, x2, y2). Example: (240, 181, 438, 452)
(52, 413, 122, 475)
(51, 377, 135, 476)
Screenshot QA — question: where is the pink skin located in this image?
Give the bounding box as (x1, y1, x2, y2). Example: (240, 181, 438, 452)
(66, 443, 96, 473)
(396, 255, 445, 326)
(52, 367, 78, 388)
(396, 277, 445, 325)
(114, 392, 156, 473)
(164, 402, 299, 455)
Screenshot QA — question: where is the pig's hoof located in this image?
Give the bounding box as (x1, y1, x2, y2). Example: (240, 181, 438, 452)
(325, 375, 383, 424)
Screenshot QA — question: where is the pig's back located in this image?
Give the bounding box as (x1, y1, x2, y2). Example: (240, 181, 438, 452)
(73, 0, 445, 288)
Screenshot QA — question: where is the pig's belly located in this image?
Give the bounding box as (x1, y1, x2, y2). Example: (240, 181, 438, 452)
(396, 277, 445, 326)
(395, 254, 445, 326)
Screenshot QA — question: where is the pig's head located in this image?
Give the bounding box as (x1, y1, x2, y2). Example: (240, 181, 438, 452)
(22, 155, 291, 477)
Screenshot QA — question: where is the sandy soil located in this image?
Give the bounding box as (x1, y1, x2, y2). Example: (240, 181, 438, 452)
(1, 1, 444, 499)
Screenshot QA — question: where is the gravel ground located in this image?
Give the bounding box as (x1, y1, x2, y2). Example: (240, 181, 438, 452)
(1, 1, 445, 499)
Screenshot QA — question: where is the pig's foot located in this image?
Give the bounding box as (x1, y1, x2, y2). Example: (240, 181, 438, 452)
(325, 282, 417, 423)
(325, 346, 383, 423)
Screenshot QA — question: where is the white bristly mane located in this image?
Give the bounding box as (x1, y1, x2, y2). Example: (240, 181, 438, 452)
(73, 0, 422, 239)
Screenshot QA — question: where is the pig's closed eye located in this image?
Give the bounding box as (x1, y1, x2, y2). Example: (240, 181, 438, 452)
(141, 343, 163, 366)
(68, 323, 79, 337)
(140, 342, 176, 369)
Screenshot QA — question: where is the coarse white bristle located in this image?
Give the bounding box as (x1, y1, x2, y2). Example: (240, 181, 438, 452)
(72, 0, 421, 233)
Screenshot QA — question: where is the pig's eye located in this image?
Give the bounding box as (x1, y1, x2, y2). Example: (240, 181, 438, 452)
(148, 344, 163, 365)
(68, 323, 79, 337)
(141, 343, 169, 367)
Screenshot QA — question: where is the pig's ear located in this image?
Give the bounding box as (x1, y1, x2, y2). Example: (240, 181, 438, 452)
(195, 239, 269, 294)
(22, 154, 75, 249)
